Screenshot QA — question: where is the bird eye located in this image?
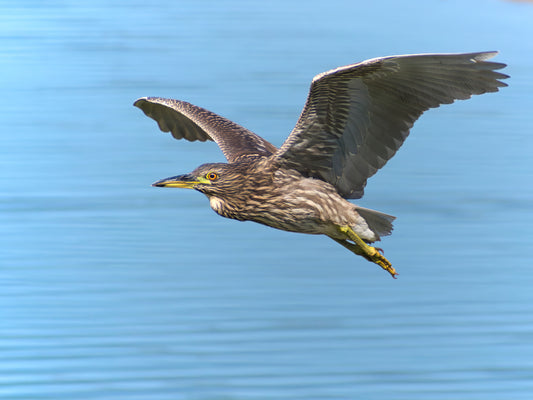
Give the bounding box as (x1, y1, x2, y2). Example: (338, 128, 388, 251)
(206, 172, 218, 181)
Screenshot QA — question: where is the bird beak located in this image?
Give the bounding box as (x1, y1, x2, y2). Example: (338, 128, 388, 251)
(152, 173, 200, 188)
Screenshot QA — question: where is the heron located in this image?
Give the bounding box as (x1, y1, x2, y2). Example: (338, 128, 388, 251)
(134, 51, 508, 278)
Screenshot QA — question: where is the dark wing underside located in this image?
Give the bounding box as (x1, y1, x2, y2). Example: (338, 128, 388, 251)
(275, 52, 508, 199)
(134, 97, 277, 163)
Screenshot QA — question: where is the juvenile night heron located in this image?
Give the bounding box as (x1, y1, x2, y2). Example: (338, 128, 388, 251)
(134, 52, 508, 278)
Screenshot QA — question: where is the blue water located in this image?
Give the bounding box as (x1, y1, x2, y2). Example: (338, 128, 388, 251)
(2, 1, 533, 399)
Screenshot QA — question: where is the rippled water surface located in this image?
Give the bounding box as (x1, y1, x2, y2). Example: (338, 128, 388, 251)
(2, 1, 533, 399)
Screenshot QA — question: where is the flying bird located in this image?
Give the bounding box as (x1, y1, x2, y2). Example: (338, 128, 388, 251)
(134, 52, 508, 278)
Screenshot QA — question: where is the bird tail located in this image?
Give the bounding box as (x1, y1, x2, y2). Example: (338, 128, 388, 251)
(354, 206, 395, 240)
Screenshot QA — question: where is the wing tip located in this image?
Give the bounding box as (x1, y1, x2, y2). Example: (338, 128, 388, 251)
(133, 97, 148, 108)
(472, 51, 508, 69)
(134, 96, 170, 108)
(472, 50, 498, 60)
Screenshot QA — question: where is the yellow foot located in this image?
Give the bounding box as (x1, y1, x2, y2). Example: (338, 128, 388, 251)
(337, 226, 398, 278)
(364, 245, 397, 279)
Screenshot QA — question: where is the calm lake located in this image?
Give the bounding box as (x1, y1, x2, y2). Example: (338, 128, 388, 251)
(2, 0, 533, 399)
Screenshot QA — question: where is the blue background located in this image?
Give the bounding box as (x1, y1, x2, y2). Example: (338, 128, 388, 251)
(2, 1, 532, 399)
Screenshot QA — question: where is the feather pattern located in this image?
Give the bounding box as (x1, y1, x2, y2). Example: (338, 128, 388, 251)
(275, 52, 508, 198)
(134, 97, 278, 163)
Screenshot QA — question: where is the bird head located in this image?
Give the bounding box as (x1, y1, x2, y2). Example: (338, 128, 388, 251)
(152, 162, 243, 198)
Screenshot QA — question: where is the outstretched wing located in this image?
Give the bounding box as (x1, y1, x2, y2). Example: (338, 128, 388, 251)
(275, 52, 508, 199)
(134, 97, 278, 163)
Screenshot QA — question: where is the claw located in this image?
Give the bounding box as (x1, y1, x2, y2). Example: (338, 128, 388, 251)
(366, 245, 397, 278)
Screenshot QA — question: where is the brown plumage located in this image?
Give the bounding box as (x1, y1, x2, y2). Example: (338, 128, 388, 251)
(134, 51, 508, 277)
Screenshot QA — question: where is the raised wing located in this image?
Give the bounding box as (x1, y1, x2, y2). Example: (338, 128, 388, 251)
(275, 52, 508, 198)
(134, 97, 278, 163)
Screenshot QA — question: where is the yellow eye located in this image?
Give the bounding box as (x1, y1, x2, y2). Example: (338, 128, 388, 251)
(206, 172, 218, 181)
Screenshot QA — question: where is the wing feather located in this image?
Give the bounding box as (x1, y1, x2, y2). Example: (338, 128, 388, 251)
(275, 52, 508, 198)
(134, 97, 277, 163)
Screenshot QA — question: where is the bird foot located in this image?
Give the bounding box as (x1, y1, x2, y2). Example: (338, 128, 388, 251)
(364, 246, 397, 279)
(337, 226, 398, 278)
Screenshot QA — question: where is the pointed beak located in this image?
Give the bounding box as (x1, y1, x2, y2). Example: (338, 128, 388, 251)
(152, 173, 200, 188)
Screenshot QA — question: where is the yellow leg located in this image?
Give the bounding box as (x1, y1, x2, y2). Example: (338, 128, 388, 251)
(336, 226, 398, 278)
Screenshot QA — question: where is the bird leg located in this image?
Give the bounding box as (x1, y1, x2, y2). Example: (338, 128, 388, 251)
(334, 226, 398, 278)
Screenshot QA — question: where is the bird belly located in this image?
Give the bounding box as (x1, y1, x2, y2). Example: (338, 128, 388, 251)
(249, 210, 327, 235)
(222, 175, 379, 241)
(249, 201, 377, 242)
